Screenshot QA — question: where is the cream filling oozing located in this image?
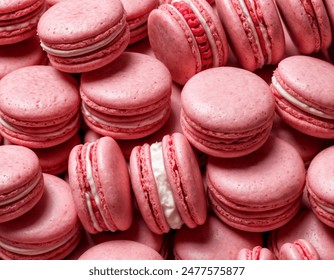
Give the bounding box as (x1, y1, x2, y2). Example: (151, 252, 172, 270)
(0, 173, 41, 207)
(150, 142, 183, 229)
(84, 143, 112, 232)
(40, 23, 126, 58)
(81, 102, 169, 129)
(171, 0, 220, 67)
(272, 76, 334, 120)
(0, 231, 74, 256)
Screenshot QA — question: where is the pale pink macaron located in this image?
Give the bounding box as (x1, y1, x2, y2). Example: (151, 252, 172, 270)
(278, 239, 320, 260)
(271, 55, 334, 138)
(78, 240, 164, 260)
(129, 132, 207, 234)
(80, 52, 172, 140)
(206, 136, 306, 232)
(68, 136, 133, 234)
(306, 145, 334, 228)
(324, 0, 334, 45)
(268, 208, 334, 259)
(148, 0, 229, 85)
(215, 0, 285, 71)
(37, 0, 130, 73)
(173, 214, 263, 260)
(0, 174, 82, 260)
(0, 145, 44, 223)
(236, 246, 275, 260)
(181, 67, 275, 158)
(0, 65, 81, 148)
(0, 0, 47, 45)
(275, 0, 332, 54)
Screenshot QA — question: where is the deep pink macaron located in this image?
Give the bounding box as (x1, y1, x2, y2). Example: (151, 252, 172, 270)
(306, 145, 334, 228)
(181, 67, 275, 158)
(278, 239, 320, 260)
(215, 0, 285, 71)
(129, 132, 207, 234)
(271, 55, 334, 138)
(0, 0, 47, 45)
(0, 145, 44, 223)
(0, 174, 82, 260)
(206, 136, 306, 232)
(275, 0, 332, 54)
(0, 65, 80, 148)
(68, 136, 133, 234)
(236, 246, 275, 260)
(80, 52, 172, 140)
(37, 0, 130, 73)
(148, 0, 229, 85)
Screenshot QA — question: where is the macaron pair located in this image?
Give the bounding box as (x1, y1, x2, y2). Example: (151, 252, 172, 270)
(0, 0, 47, 45)
(271, 55, 334, 138)
(129, 132, 207, 234)
(306, 145, 334, 228)
(236, 246, 275, 260)
(206, 136, 306, 232)
(37, 0, 130, 73)
(68, 136, 133, 234)
(181, 67, 275, 158)
(275, 0, 332, 54)
(0, 174, 82, 260)
(278, 239, 320, 260)
(0, 145, 44, 223)
(148, 0, 229, 85)
(80, 52, 172, 140)
(216, 0, 285, 71)
(0, 65, 81, 148)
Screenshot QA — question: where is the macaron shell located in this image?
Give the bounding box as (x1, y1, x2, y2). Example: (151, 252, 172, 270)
(237, 246, 275, 260)
(278, 239, 320, 260)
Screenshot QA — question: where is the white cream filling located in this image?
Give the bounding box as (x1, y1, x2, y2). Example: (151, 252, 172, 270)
(81, 102, 169, 129)
(150, 142, 183, 229)
(272, 76, 334, 120)
(238, 0, 265, 66)
(317, 201, 334, 214)
(0, 231, 74, 256)
(0, 173, 42, 207)
(84, 142, 112, 232)
(171, 0, 220, 67)
(40, 23, 126, 58)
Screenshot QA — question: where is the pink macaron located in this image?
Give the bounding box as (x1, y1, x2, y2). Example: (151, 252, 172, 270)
(0, 0, 47, 45)
(0, 65, 81, 148)
(148, 0, 229, 85)
(306, 145, 334, 228)
(181, 67, 275, 158)
(278, 239, 320, 260)
(215, 0, 285, 71)
(80, 52, 172, 140)
(37, 0, 130, 73)
(236, 246, 275, 260)
(206, 136, 306, 232)
(68, 136, 133, 234)
(271, 55, 334, 138)
(275, 0, 332, 54)
(0, 145, 44, 223)
(0, 174, 82, 260)
(78, 240, 164, 260)
(129, 132, 207, 234)
(173, 214, 263, 260)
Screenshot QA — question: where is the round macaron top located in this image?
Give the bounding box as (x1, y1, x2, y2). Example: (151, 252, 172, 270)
(273, 55, 334, 114)
(80, 52, 171, 110)
(206, 136, 305, 209)
(0, 173, 79, 244)
(181, 67, 275, 132)
(121, 0, 158, 21)
(0, 0, 42, 15)
(0, 65, 80, 124)
(0, 145, 41, 194)
(37, 0, 124, 44)
(78, 240, 164, 260)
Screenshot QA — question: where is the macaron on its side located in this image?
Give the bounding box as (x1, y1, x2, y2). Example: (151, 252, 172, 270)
(0, 174, 82, 260)
(275, 0, 332, 54)
(237, 246, 275, 260)
(37, 0, 130, 73)
(68, 136, 133, 234)
(278, 239, 320, 260)
(271, 56, 334, 138)
(148, 0, 229, 85)
(216, 0, 285, 71)
(0, 0, 47, 45)
(324, 0, 334, 45)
